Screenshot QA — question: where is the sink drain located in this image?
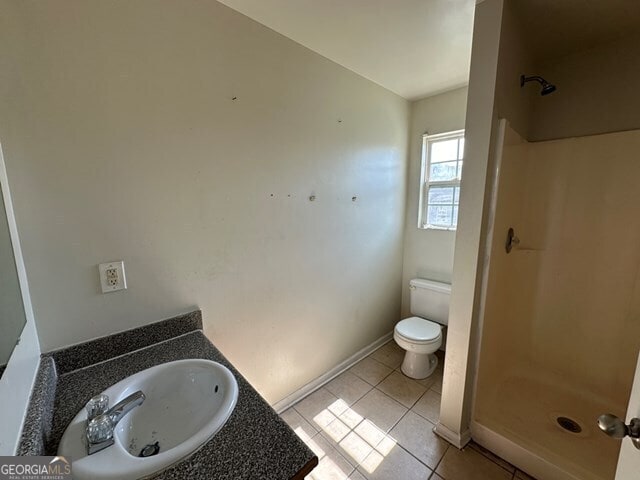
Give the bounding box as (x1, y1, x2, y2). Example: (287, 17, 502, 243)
(139, 441, 160, 457)
(557, 416, 582, 433)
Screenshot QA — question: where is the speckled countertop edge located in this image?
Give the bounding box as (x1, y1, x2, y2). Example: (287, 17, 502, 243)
(16, 356, 57, 456)
(17, 312, 316, 479)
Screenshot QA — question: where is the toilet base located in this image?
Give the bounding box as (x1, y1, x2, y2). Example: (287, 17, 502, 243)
(400, 351, 438, 380)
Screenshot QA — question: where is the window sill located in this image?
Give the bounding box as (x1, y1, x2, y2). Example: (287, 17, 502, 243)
(419, 225, 457, 232)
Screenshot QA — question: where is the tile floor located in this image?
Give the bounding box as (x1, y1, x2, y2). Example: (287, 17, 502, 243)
(280, 340, 536, 480)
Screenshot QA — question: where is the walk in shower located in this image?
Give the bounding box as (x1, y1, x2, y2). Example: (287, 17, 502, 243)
(472, 121, 640, 480)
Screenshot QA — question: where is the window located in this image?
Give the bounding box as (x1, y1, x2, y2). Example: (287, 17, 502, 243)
(418, 130, 464, 230)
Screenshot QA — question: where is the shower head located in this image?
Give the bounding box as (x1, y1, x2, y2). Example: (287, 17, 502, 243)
(520, 74, 557, 96)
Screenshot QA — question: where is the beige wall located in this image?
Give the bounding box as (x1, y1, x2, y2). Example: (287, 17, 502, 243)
(494, 1, 535, 139)
(529, 31, 640, 141)
(0, 0, 409, 404)
(400, 87, 467, 318)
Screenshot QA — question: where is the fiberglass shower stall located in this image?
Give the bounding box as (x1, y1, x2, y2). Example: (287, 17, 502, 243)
(472, 120, 640, 480)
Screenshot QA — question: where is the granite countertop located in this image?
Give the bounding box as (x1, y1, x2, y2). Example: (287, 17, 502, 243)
(18, 312, 317, 479)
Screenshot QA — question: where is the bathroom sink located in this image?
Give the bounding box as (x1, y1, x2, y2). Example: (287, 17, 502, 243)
(58, 359, 238, 480)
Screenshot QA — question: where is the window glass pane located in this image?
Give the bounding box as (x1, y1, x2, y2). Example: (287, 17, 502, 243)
(453, 206, 459, 225)
(429, 161, 457, 182)
(458, 138, 465, 159)
(427, 205, 453, 227)
(454, 187, 460, 204)
(428, 186, 454, 204)
(431, 139, 458, 163)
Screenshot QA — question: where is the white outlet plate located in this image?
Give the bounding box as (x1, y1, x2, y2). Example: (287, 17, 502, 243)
(98, 261, 127, 293)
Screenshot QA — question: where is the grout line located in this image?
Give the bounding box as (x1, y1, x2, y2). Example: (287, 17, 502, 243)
(392, 443, 435, 475)
(309, 431, 357, 477)
(369, 396, 439, 475)
(325, 376, 373, 408)
(350, 358, 397, 388)
(370, 386, 411, 416)
(431, 442, 450, 479)
(290, 406, 320, 435)
(410, 392, 440, 424)
(468, 441, 518, 475)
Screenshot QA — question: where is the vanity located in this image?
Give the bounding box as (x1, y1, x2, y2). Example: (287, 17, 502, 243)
(17, 311, 318, 480)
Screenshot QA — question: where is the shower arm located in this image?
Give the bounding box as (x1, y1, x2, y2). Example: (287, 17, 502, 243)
(520, 75, 544, 86)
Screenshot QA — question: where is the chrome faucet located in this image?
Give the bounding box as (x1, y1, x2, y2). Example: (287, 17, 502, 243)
(85, 391, 146, 455)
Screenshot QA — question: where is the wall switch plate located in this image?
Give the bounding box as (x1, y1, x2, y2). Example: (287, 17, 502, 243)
(98, 261, 127, 293)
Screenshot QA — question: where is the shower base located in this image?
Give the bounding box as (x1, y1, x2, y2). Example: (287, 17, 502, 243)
(473, 371, 623, 480)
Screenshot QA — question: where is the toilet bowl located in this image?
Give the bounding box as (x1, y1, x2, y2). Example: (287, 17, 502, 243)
(394, 317, 442, 379)
(394, 278, 451, 380)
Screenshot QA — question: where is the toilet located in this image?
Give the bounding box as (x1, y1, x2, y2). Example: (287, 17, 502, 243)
(394, 278, 451, 379)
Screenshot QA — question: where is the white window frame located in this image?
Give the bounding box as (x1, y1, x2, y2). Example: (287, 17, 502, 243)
(418, 129, 465, 230)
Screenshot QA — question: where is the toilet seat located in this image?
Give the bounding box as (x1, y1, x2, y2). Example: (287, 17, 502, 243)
(395, 317, 441, 344)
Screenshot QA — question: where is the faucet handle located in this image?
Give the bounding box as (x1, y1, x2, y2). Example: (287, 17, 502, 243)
(86, 415, 114, 444)
(86, 394, 109, 421)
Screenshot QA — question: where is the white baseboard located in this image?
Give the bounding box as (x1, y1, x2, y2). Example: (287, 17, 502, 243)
(272, 331, 393, 414)
(434, 421, 472, 449)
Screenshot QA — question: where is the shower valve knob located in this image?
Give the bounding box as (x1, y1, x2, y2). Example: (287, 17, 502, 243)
(597, 414, 640, 449)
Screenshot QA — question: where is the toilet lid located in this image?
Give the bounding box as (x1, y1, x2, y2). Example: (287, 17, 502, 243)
(395, 317, 441, 342)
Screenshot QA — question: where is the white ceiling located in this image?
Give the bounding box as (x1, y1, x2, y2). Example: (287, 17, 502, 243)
(216, 0, 475, 100)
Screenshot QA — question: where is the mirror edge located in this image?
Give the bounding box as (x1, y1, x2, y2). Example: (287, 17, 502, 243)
(0, 142, 41, 455)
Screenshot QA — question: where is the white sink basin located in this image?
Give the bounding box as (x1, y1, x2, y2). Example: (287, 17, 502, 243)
(58, 359, 238, 480)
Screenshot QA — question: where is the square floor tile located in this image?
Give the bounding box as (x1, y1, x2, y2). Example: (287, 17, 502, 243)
(320, 416, 353, 445)
(412, 390, 441, 424)
(306, 434, 355, 480)
(412, 373, 438, 390)
(370, 341, 405, 369)
(430, 474, 444, 480)
(337, 405, 365, 429)
(357, 445, 432, 480)
(376, 370, 427, 408)
(281, 408, 318, 442)
(295, 388, 347, 430)
(306, 456, 352, 480)
(348, 388, 408, 433)
(348, 470, 367, 480)
(389, 410, 448, 469)
(325, 371, 373, 406)
(349, 357, 393, 386)
(337, 431, 375, 465)
(431, 375, 443, 394)
(436, 446, 513, 480)
(352, 421, 396, 465)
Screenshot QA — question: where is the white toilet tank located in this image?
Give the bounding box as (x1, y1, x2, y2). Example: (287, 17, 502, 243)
(409, 278, 451, 325)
